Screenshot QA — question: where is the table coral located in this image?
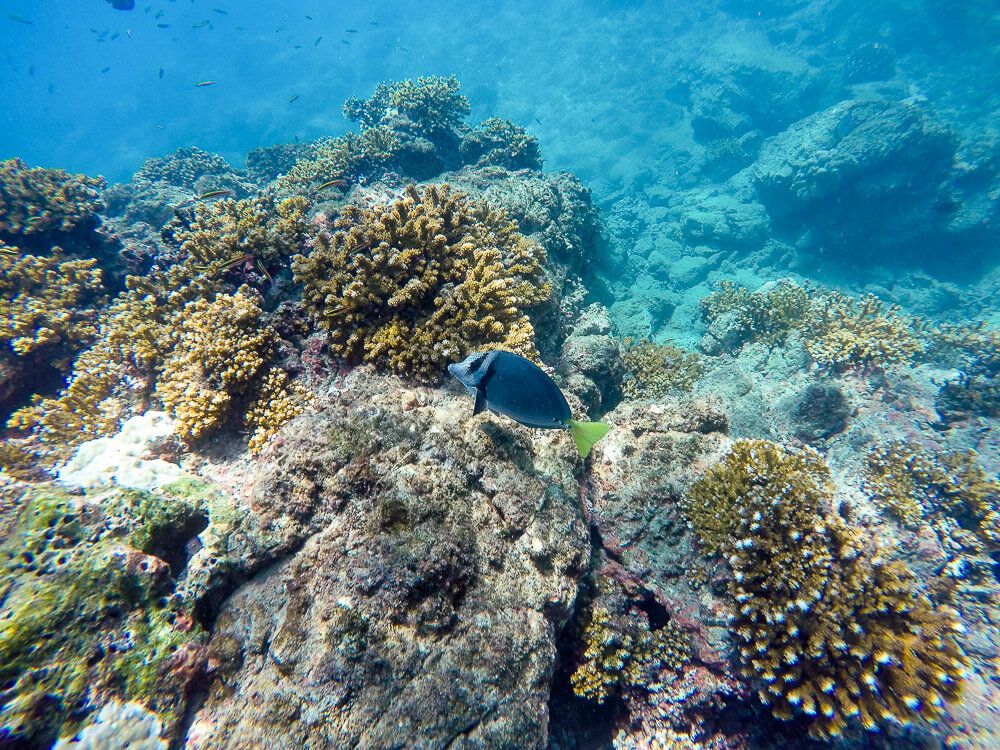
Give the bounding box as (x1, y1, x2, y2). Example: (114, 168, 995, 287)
(293, 183, 551, 382)
(0, 157, 104, 246)
(686, 440, 967, 738)
(622, 338, 703, 399)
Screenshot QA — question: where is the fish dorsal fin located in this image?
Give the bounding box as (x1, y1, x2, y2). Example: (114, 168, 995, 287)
(473, 388, 487, 416)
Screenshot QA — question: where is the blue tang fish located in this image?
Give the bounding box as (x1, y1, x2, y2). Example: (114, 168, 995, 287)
(448, 350, 611, 458)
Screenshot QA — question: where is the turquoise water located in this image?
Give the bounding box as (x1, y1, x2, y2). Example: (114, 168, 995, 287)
(2, 1, 999, 749)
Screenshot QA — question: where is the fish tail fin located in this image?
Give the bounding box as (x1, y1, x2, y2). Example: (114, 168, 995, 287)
(568, 419, 611, 458)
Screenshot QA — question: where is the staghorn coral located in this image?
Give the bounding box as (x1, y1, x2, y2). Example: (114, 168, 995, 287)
(686, 440, 967, 738)
(169, 194, 312, 279)
(622, 338, 703, 399)
(293, 183, 550, 382)
(0, 246, 105, 361)
(864, 442, 1000, 550)
(0, 157, 104, 245)
(0, 486, 206, 745)
(700, 279, 811, 347)
(344, 75, 470, 132)
(154, 289, 276, 441)
(460, 117, 542, 170)
(804, 292, 922, 371)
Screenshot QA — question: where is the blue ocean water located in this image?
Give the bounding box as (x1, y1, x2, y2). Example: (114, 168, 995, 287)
(2, 1, 1000, 748)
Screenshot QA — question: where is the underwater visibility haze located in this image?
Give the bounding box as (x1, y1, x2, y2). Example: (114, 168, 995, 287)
(1, 0, 999, 748)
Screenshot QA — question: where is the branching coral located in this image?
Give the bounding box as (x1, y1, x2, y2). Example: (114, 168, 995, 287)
(154, 288, 276, 441)
(0, 246, 105, 361)
(804, 292, 922, 371)
(0, 157, 105, 245)
(864, 442, 999, 550)
(701, 280, 811, 347)
(460, 117, 542, 170)
(244, 369, 311, 454)
(571, 602, 690, 704)
(621, 338, 703, 399)
(276, 129, 399, 194)
(343, 75, 470, 132)
(169, 194, 311, 279)
(686, 440, 967, 738)
(921, 320, 1000, 423)
(293, 184, 551, 382)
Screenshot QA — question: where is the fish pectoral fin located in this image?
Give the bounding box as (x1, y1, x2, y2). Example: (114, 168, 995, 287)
(473, 389, 487, 416)
(568, 419, 611, 459)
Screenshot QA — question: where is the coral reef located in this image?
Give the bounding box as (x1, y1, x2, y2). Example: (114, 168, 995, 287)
(804, 291, 923, 371)
(925, 321, 1000, 423)
(622, 338, 703, 399)
(700, 279, 810, 351)
(0, 157, 105, 248)
(460, 117, 543, 171)
(168, 194, 312, 282)
(343, 75, 470, 133)
(686, 441, 967, 738)
(244, 141, 323, 185)
(0, 246, 106, 412)
(244, 369, 311, 455)
(293, 183, 550, 382)
(276, 130, 399, 194)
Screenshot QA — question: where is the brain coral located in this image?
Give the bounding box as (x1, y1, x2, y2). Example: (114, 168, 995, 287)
(293, 183, 551, 382)
(0, 157, 105, 246)
(686, 440, 966, 738)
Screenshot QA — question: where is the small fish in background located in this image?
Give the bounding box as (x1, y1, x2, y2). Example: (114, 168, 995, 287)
(370, 21, 379, 26)
(105, 0, 134, 10)
(156, 23, 170, 29)
(341, 39, 351, 46)
(213, 8, 228, 15)
(195, 80, 216, 87)
(315, 179, 347, 191)
(154, 123, 164, 129)
(288, 94, 299, 104)
(127, 28, 133, 38)
(28, 65, 35, 77)
(275, 26, 285, 33)
(8, 14, 35, 24)
(448, 351, 612, 458)
(101, 66, 111, 73)
(314, 36, 322, 46)
(304, 15, 313, 20)
(154, 9, 164, 18)
(47, 83, 54, 94)
(159, 66, 165, 78)
(394, 45, 408, 52)
(192, 20, 210, 28)
(345, 28, 358, 33)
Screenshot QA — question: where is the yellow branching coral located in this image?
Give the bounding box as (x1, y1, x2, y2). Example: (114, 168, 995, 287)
(343, 75, 470, 132)
(155, 288, 276, 441)
(570, 603, 689, 704)
(244, 369, 312, 454)
(687, 440, 967, 738)
(0, 247, 104, 360)
(277, 129, 399, 194)
(622, 338, 703, 399)
(0, 158, 105, 242)
(293, 183, 550, 382)
(170, 194, 311, 275)
(804, 292, 922, 370)
(701, 280, 811, 346)
(864, 442, 1000, 549)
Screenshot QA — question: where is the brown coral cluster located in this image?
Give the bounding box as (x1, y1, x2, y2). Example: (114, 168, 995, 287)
(293, 183, 551, 382)
(622, 338, 703, 399)
(0, 157, 105, 244)
(686, 440, 967, 738)
(701, 279, 811, 347)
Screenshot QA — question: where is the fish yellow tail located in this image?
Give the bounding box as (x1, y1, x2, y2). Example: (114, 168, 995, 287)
(568, 419, 611, 458)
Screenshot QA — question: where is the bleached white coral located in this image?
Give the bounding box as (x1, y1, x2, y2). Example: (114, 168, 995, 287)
(57, 411, 185, 491)
(51, 701, 166, 750)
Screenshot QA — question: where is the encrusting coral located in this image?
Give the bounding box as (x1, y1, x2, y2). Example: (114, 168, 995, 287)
(293, 183, 551, 382)
(685, 440, 967, 738)
(0, 157, 105, 246)
(621, 338, 703, 399)
(0, 485, 207, 745)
